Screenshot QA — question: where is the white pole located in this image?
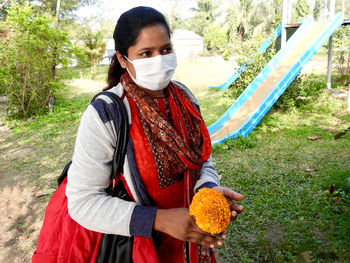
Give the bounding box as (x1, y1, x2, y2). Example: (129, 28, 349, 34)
(281, 0, 288, 48)
(326, 0, 335, 90)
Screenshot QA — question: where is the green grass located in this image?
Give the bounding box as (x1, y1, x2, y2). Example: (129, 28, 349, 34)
(1, 92, 91, 193)
(213, 106, 350, 262)
(1, 63, 349, 262)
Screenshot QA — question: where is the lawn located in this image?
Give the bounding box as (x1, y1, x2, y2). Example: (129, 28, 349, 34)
(0, 60, 349, 262)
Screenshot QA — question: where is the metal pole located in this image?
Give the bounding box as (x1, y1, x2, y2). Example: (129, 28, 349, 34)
(326, 36, 333, 89)
(326, 0, 335, 90)
(281, 0, 288, 48)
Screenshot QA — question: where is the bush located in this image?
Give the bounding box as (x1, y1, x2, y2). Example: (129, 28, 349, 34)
(204, 25, 228, 54)
(275, 74, 326, 110)
(333, 27, 350, 87)
(0, 3, 72, 118)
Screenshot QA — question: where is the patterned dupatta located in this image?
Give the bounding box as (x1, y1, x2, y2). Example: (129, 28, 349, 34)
(120, 72, 211, 206)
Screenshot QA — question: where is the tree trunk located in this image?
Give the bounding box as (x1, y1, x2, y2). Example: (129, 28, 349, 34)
(50, 0, 61, 81)
(237, 22, 245, 42)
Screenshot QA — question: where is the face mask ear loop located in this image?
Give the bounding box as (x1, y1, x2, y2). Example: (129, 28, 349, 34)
(123, 55, 137, 81)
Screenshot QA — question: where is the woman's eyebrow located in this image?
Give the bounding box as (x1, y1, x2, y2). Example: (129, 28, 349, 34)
(137, 43, 172, 52)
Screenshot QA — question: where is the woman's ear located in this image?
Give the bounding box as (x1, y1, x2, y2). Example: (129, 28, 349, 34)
(116, 51, 127, 69)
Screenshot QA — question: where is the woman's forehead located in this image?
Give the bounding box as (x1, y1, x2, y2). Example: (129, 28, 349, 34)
(133, 24, 170, 49)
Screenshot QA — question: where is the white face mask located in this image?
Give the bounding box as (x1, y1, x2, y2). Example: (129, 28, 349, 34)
(124, 53, 177, 91)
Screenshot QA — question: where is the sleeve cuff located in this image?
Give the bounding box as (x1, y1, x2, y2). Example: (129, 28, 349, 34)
(129, 205, 157, 238)
(196, 182, 218, 193)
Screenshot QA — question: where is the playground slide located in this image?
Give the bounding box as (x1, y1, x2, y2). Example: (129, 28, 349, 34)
(209, 24, 282, 90)
(209, 13, 344, 144)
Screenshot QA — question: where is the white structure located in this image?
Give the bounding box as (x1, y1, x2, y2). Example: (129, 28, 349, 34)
(101, 39, 115, 65)
(172, 29, 204, 59)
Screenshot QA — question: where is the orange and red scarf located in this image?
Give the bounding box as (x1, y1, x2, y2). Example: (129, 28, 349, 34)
(121, 72, 211, 200)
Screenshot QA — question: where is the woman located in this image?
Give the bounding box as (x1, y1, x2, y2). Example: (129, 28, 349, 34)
(66, 6, 244, 263)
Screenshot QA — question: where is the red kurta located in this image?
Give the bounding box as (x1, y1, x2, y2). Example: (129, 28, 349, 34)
(128, 96, 186, 263)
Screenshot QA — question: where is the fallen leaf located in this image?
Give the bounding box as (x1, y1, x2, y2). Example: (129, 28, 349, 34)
(308, 135, 322, 140)
(71, 109, 77, 113)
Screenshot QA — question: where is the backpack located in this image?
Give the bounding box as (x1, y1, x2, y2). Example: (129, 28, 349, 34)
(33, 91, 133, 263)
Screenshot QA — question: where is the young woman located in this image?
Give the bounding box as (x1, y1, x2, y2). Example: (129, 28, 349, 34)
(66, 6, 243, 263)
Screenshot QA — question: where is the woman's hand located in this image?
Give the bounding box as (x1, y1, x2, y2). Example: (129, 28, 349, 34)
(212, 186, 244, 221)
(154, 208, 225, 248)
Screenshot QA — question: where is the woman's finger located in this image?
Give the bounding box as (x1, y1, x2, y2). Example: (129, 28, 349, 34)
(231, 202, 244, 213)
(213, 186, 244, 201)
(224, 188, 244, 201)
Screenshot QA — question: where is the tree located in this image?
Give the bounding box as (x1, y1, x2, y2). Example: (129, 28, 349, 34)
(227, 0, 281, 42)
(313, 0, 322, 20)
(4, 0, 95, 18)
(250, 0, 282, 35)
(204, 24, 228, 53)
(0, 3, 72, 117)
(79, 26, 106, 79)
(226, 6, 239, 44)
(185, 0, 222, 36)
(293, 0, 311, 22)
(229, 0, 256, 42)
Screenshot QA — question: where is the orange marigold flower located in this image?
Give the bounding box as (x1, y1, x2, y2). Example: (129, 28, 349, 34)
(189, 188, 231, 234)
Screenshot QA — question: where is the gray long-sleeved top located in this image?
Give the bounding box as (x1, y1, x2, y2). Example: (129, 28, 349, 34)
(66, 82, 220, 239)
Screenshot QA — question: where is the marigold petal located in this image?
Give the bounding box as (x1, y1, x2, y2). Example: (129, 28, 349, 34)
(189, 188, 231, 234)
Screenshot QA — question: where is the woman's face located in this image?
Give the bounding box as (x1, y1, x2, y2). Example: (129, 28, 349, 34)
(116, 23, 173, 79)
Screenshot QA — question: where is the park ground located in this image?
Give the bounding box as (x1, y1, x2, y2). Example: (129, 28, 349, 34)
(0, 55, 349, 262)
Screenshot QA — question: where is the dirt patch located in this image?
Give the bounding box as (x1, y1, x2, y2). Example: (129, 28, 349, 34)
(265, 223, 285, 248)
(301, 55, 328, 75)
(0, 122, 41, 262)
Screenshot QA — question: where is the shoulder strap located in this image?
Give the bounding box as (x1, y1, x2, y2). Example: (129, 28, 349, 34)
(91, 91, 129, 180)
(57, 91, 129, 187)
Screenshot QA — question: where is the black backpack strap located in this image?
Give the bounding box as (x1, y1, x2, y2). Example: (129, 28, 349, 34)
(57, 91, 129, 186)
(91, 91, 129, 179)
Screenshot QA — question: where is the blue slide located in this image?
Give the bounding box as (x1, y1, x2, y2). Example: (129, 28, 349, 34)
(209, 13, 344, 144)
(209, 24, 282, 90)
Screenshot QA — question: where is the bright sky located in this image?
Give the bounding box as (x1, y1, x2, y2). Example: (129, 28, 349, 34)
(75, 0, 197, 23)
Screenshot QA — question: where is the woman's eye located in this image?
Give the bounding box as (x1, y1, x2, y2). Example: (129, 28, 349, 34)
(162, 47, 173, 54)
(140, 51, 152, 57)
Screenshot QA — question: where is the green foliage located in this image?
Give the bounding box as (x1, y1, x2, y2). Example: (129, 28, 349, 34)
(0, 3, 72, 118)
(333, 27, 350, 87)
(78, 26, 107, 79)
(185, 0, 222, 37)
(312, 0, 322, 21)
(226, 7, 239, 44)
(14, 0, 96, 18)
(274, 74, 326, 110)
(203, 25, 228, 54)
(293, 0, 311, 22)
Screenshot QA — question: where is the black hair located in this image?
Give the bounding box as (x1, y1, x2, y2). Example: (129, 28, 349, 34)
(105, 6, 171, 90)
